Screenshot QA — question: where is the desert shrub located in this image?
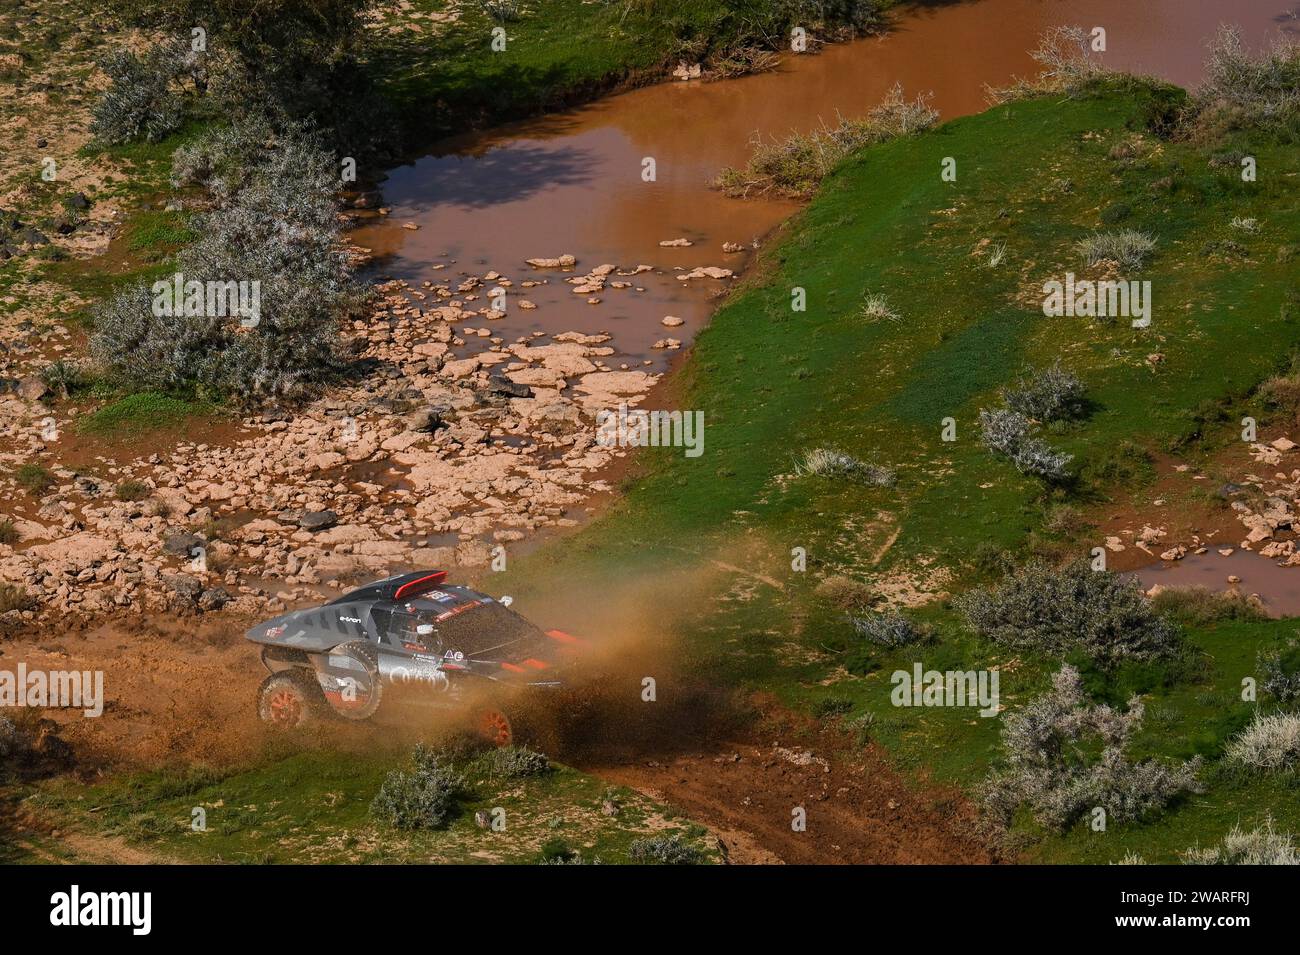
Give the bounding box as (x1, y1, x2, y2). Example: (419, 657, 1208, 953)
(369, 744, 465, 830)
(1190, 26, 1300, 137)
(1225, 712, 1300, 772)
(815, 575, 875, 611)
(115, 479, 152, 502)
(143, 0, 392, 156)
(39, 360, 85, 399)
(1001, 361, 1086, 423)
(850, 610, 928, 648)
(860, 292, 899, 323)
(982, 665, 1202, 832)
(1076, 229, 1157, 270)
(14, 463, 55, 494)
(978, 409, 1073, 483)
(0, 584, 34, 613)
(988, 25, 1112, 103)
(477, 0, 522, 21)
(959, 561, 1180, 666)
(716, 83, 936, 197)
(795, 447, 895, 486)
(473, 745, 550, 779)
(811, 697, 854, 719)
(1099, 201, 1132, 224)
(91, 122, 363, 404)
(1183, 818, 1299, 865)
(1259, 636, 1300, 703)
(1149, 586, 1266, 627)
(0, 519, 17, 546)
(628, 833, 704, 865)
(90, 36, 201, 144)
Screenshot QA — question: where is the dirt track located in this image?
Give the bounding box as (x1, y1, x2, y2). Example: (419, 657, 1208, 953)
(2, 597, 993, 857)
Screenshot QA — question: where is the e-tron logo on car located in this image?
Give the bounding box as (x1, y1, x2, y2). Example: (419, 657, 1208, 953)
(339, 616, 363, 624)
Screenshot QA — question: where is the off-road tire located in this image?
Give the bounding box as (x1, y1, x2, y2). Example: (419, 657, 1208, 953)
(257, 670, 325, 729)
(476, 706, 514, 748)
(329, 641, 383, 721)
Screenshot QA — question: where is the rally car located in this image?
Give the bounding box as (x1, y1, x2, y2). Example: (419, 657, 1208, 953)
(244, 570, 582, 746)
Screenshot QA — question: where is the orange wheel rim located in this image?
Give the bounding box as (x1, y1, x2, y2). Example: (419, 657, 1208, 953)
(269, 688, 301, 725)
(480, 710, 511, 747)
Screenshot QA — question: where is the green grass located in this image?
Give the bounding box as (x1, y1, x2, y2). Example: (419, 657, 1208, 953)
(488, 82, 1300, 862)
(15, 747, 719, 865)
(77, 391, 217, 437)
(369, 0, 888, 145)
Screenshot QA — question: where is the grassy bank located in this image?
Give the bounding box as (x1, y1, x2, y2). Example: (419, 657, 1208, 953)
(370, 0, 889, 144)
(10, 746, 719, 865)
(494, 81, 1300, 863)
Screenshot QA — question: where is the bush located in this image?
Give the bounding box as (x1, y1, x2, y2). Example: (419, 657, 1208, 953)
(0, 519, 17, 546)
(1099, 201, 1132, 225)
(91, 36, 202, 144)
(628, 833, 704, 865)
(1225, 712, 1300, 772)
(850, 610, 927, 648)
(473, 745, 550, 779)
(0, 584, 34, 613)
(1076, 229, 1157, 270)
(39, 360, 85, 400)
(860, 292, 899, 323)
(715, 83, 936, 198)
(1191, 26, 1300, 136)
(977, 409, 1073, 483)
(1001, 361, 1086, 423)
(1183, 818, 1299, 865)
(795, 448, 895, 486)
(91, 121, 363, 405)
(815, 575, 875, 611)
(369, 745, 465, 830)
(145, 0, 392, 157)
(988, 25, 1112, 103)
(1259, 636, 1300, 703)
(982, 665, 1202, 832)
(958, 561, 1180, 666)
(14, 463, 55, 494)
(115, 480, 152, 503)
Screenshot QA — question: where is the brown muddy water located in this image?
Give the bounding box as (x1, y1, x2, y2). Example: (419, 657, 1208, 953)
(352, 0, 1294, 367)
(1137, 550, 1300, 618)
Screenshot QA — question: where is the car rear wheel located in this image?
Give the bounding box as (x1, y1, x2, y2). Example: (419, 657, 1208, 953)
(257, 671, 321, 729)
(476, 707, 514, 748)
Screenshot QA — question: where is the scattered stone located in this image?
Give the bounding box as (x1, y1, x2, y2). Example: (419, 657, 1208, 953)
(297, 510, 339, 532)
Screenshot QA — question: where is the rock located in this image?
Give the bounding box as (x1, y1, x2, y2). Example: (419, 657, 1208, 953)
(16, 377, 48, 401)
(661, 316, 685, 327)
(525, 254, 576, 269)
(474, 810, 491, 829)
(198, 587, 232, 612)
(659, 238, 693, 247)
(162, 531, 204, 557)
(672, 61, 702, 81)
(406, 405, 451, 433)
(488, 375, 534, 399)
(676, 266, 733, 281)
(722, 241, 744, 253)
(68, 192, 91, 211)
(18, 227, 49, 246)
(1272, 437, 1297, 452)
(298, 510, 339, 532)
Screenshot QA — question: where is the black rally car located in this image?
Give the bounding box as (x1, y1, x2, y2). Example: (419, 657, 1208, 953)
(245, 571, 583, 745)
